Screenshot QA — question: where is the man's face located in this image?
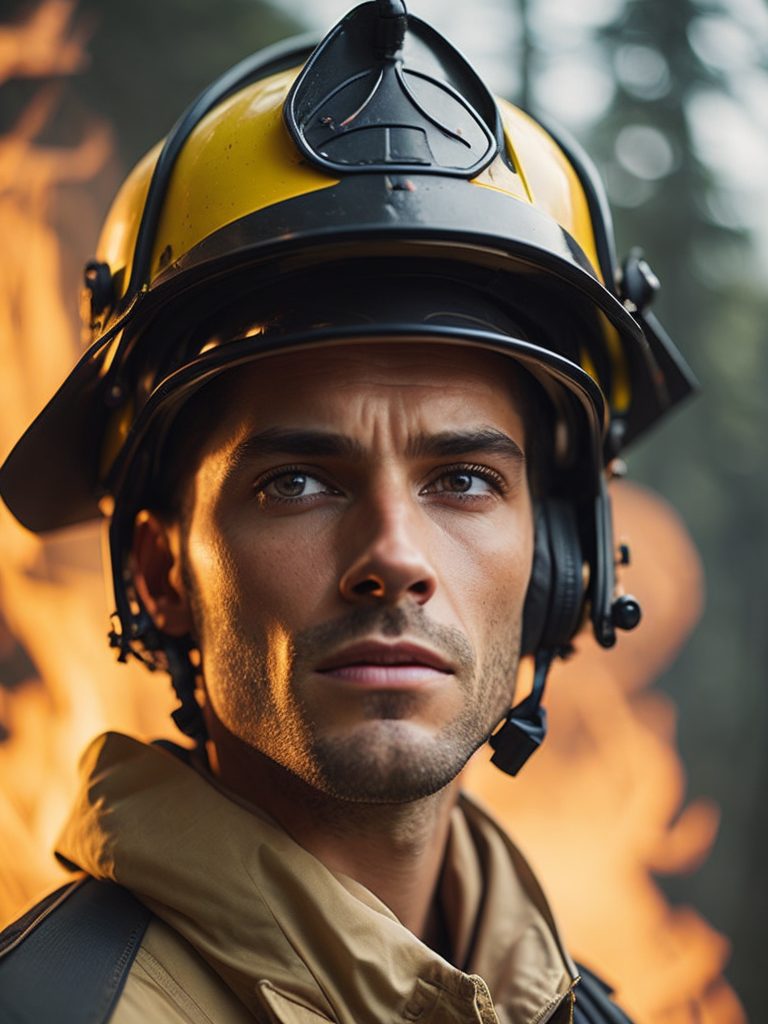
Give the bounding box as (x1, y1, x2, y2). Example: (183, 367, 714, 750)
(167, 342, 535, 803)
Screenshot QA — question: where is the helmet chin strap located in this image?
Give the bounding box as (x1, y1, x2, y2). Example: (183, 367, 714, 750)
(488, 649, 554, 776)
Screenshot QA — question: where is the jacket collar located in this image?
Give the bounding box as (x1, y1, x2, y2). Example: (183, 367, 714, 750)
(57, 732, 576, 1024)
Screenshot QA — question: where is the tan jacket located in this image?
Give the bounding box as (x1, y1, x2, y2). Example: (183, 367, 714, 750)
(57, 733, 578, 1024)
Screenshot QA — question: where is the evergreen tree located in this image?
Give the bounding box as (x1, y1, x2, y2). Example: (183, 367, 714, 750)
(586, 2, 768, 1014)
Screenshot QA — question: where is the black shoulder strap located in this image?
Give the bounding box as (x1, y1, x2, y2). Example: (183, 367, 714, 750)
(574, 964, 635, 1024)
(0, 877, 151, 1024)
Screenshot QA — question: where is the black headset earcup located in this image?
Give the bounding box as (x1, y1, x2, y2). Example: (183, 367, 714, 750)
(521, 505, 552, 656)
(521, 500, 585, 655)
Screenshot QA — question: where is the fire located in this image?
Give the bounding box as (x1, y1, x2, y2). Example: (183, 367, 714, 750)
(0, 5, 746, 1022)
(0, 0, 175, 914)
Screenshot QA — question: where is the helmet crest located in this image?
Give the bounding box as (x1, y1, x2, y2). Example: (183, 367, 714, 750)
(285, 1, 498, 177)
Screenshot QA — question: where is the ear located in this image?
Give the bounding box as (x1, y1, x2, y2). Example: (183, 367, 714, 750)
(132, 510, 194, 638)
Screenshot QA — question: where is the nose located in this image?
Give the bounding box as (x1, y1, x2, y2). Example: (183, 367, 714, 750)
(338, 488, 438, 606)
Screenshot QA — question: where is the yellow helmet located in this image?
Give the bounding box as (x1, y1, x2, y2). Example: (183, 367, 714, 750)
(0, 0, 696, 746)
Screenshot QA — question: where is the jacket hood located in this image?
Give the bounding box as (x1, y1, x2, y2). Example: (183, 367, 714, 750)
(56, 732, 577, 1023)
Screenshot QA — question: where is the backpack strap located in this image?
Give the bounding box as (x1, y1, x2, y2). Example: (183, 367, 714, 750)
(574, 965, 635, 1024)
(0, 876, 151, 1024)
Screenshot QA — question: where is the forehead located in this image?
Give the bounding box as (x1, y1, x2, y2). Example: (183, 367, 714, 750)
(203, 341, 531, 451)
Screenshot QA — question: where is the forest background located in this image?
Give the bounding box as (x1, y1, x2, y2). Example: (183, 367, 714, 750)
(1, 0, 766, 1019)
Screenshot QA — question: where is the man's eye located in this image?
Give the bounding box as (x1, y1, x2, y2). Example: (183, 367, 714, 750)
(262, 472, 329, 499)
(428, 471, 498, 496)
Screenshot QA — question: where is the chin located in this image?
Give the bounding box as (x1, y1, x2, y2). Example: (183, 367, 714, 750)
(307, 720, 480, 804)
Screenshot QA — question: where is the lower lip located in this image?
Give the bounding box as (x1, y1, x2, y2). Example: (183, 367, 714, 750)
(317, 664, 451, 687)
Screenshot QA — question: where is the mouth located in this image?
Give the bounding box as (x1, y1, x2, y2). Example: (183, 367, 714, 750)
(315, 640, 455, 688)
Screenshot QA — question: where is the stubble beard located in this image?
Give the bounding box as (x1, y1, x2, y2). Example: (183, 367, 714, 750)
(196, 588, 521, 805)
(306, 609, 520, 803)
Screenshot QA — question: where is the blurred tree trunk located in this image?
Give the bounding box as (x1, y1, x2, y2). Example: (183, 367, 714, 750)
(517, 0, 534, 111)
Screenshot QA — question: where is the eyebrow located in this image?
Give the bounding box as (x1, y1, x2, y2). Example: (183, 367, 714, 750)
(230, 428, 366, 467)
(228, 426, 525, 468)
(406, 428, 525, 463)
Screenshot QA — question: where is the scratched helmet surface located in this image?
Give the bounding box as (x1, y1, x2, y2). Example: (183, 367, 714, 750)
(0, 0, 696, 671)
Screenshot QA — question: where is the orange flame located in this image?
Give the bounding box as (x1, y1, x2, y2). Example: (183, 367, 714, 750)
(0, 0, 174, 913)
(0, 5, 746, 1022)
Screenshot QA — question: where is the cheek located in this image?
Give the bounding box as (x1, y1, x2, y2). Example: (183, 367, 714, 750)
(437, 506, 535, 625)
(190, 510, 339, 632)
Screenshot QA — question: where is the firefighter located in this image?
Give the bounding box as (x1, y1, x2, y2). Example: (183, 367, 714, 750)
(0, 2, 695, 1021)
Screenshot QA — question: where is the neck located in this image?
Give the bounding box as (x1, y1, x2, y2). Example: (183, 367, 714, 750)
(205, 720, 461, 948)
